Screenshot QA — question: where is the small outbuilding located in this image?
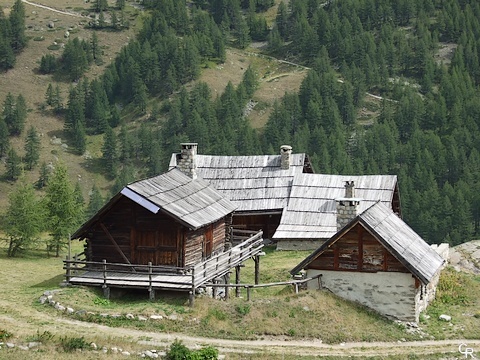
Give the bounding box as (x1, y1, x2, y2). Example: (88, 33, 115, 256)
(291, 197, 446, 322)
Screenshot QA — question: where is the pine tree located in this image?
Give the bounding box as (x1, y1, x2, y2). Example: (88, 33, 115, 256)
(94, 0, 108, 12)
(45, 83, 54, 106)
(116, 0, 125, 9)
(9, 0, 26, 52)
(5, 147, 21, 181)
(102, 125, 118, 178)
(0, 119, 9, 157)
(24, 126, 40, 170)
(44, 163, 83, 257)
(4, 177, 45, 257)
(11, 93, 27, 135)
(2, 92, 15, 134)
(86, 184, 104, 218)
(36, 161, 50, 189)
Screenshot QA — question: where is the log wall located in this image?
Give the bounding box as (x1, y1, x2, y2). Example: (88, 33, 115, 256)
(307, 224, 408, 273)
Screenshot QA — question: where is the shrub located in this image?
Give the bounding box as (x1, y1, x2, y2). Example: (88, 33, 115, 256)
(59, 336, 89, 352)
(165, 339, 219, 360)
(0, 329, 12, 340)
(165, 340, 191, 360)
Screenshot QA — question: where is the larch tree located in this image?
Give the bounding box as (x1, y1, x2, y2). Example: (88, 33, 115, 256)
(4, 176, 45, 257)
(44, 163, 83, 257)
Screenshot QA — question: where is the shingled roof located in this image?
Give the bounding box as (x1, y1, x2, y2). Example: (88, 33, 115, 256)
(291, 202, 444, 284)
(72, 169, 237, 239)
(273, 173, 399, 240)
(169, 152, 313, 213)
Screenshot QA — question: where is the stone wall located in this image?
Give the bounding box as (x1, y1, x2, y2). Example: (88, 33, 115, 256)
(306, 269, 418, 322)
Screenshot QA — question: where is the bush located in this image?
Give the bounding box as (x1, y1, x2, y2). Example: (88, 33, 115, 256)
(0, 329, 12, 340)
(165, 339, 219, 360)
(165, 340, 191, 360)
(59, 336, 89, 352)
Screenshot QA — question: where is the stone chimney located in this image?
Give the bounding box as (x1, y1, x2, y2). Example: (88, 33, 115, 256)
(177, 143, 198, 179)
(336, 181, 360, 231)
(280, 145, 292, 170)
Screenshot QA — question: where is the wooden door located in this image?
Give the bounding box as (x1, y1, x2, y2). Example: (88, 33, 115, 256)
(134, 227, 179, 266)
(203, 225, 213, 259)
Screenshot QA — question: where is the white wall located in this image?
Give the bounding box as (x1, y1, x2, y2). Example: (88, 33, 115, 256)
(306, 269, 419, 322)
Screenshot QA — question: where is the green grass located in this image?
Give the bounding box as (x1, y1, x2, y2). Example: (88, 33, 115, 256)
(1, 243, 480, 359)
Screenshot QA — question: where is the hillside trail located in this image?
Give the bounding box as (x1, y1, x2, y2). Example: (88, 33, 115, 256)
(21, 0, 84, 17)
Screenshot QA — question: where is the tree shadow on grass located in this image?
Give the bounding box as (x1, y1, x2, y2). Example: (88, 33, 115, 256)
(31, 274, 65, 288)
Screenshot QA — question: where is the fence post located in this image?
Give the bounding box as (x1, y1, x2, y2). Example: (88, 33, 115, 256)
(102, 259, 110, 299)
(254, 255, 260, 285)
(148, 262, 155, 301)
(246, 286, 251, 301)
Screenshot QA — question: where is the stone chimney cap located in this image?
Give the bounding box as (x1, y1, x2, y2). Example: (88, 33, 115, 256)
(280, 145, 292, 151)
(181, 142, 198, 148)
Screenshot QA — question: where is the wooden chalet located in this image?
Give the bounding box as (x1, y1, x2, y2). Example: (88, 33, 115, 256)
(290, 201, 445, 322)
(65, 168, 264, 303)
(274, 174, 401, 250)
(169, 143, 314, 239)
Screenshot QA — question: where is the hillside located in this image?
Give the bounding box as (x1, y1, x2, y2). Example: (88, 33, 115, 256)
(0, 0, 308, 214)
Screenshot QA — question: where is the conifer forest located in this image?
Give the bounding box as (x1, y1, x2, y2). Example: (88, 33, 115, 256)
(2, 0, 480, 253)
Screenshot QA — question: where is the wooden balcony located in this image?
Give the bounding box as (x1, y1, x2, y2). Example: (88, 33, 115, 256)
(64, 230, 264, 304)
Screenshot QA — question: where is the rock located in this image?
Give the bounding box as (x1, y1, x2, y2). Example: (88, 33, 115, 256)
(167, 314, 178, 321)
(39, 296, 48, 304)
(150, 315, 163, 320)
(439, 314, 452, 321)
(122, 351, 131, 356)
(137, 315, 147, 321)
(54, 303, 65, 312)
(126, 313, 135, 320)
(144, 350, 154, 358)
(111, 347, 118, 353)
(18, 345, 29, 351)
(66, 307, 74, 314)
(28, 342, 41, 348)
(47, 21, 54, 28)
(75, 309, 87, 316)
(6, 343, 15, 348)
(90, 342, 97, 350)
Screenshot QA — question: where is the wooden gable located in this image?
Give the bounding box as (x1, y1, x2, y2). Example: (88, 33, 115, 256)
(305, 223, 408, 274)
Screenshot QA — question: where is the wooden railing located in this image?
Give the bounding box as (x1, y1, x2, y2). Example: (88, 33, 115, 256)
(192, 230, 263, 288)
(63, 230, 264, 294)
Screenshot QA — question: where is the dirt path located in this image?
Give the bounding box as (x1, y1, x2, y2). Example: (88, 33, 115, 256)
(21, 0, 83, 17)
(1, 310, 479, 357)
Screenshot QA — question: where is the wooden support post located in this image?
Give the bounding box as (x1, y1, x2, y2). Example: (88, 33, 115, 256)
(246, 286, 251, 301)
(189, 268, 195, 307)
(294, 283, 299, 294)
(102, 259, 110, 299)
(235, 266, 241, 298)
(65, 255, 71, 283)
(212, 278, 218, 299)
(148, 262, 155, 301)
(224, 273, 230, 300)
(254, 255, 260, 285)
